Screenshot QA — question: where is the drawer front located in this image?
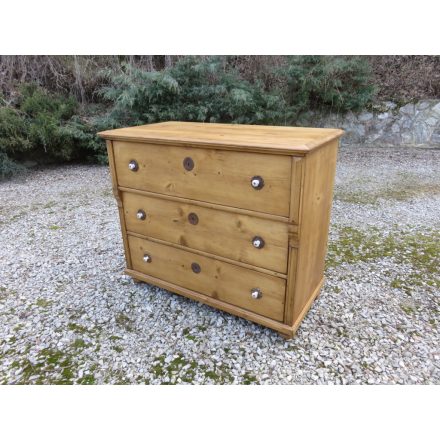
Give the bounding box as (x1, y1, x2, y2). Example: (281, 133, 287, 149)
(122, 192, 289, 273)
(113, 141, 291, 217)
(128, 235, 286, 321)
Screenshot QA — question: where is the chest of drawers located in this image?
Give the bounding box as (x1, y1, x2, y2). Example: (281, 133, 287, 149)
(98, 122, 343, 338)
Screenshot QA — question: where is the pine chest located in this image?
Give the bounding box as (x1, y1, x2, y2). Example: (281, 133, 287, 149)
(98, 122, 343, 338)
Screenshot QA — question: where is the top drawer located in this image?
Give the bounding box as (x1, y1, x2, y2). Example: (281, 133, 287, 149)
(113, 141, 291, 217)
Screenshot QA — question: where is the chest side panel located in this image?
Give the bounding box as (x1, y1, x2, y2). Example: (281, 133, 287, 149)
(290, 140, 339, 325)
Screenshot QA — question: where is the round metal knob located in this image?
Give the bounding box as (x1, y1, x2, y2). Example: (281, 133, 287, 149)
(183, 157, 194, 171)
(251, 288, 262, 299)
(191, 262, 201, 274)
(143, 254, 152, 263)
(188, 212, 199, 225)
(252, 236, 265, 249)
(128, 160, 138, 171)
(250, 176, 264, 190)
(136, 209, 146, 220)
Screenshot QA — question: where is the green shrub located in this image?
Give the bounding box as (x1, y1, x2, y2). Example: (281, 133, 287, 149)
(0, 151, 25, 179)
(100, 57, 291, 127)
(0, 105, 31, 178)
(0, 106, 31, 153)
(0, 56, 377, 180)
(100, 56, 375, 130)
(19, 84, 82, 161)
(0, 84, 106, 178)
(281, 56, 376, 114)
(59, 115, 107, 164)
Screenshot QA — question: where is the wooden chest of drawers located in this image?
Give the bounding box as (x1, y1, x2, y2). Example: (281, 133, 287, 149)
(98, 122, 343, 338)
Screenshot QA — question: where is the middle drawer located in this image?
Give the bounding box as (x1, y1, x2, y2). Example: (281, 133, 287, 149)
(122, 191, 289, 274)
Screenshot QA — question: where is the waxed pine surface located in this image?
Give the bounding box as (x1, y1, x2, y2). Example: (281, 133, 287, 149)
(98, 121, 344, 154)
(0, 145, 439, 384)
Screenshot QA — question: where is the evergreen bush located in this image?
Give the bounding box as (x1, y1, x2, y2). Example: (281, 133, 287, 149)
(0, 56, 377, 179)
(281, 56, 375, 114)
(0, 84, 105, 178)
(100, 57, 291, 127)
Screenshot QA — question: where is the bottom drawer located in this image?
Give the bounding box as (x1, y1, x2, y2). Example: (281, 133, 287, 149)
(128, 235, 286, 321)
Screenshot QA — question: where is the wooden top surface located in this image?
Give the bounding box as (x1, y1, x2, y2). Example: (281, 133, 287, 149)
(98, 121, 343, 155)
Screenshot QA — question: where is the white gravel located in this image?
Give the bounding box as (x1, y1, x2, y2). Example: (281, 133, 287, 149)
(0, 146, 439, 384)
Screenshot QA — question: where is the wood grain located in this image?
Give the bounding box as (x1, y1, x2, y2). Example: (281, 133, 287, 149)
(106, 140, 132, 269)
(98, 121, 344, 155)
(113, 141, 291, 216)
(128, 235, 286, 321)
(122, 191, 289, 273)
(127, 231, 288, 279)
(289, 156, 304, 225)
(118, 186, 291, 224)
(103, 122, 343, 338)
(289, 139, 339, 326)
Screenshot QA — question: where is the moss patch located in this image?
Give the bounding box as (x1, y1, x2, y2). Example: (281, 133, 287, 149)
(242, 372, 259, 385)
(335, 173, 440, 205)
(150, 353, 233, 384)
(327, 226, 440, 293)
(115, 312, 134, 332)
(182, 328, 198, 341)
(36, 298, 52, 308)
(68, 322, 89, 334)
(71, 338, 88, 349)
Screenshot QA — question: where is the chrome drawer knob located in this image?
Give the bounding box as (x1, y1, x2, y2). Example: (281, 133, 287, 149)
(251, 176, 264, 190)
(251, 288, 262, 299)
(128, 160, 138, 171)
(143, 254, 152, 263)
(252, 236, 265, 249)
(136, 209, 146, 220)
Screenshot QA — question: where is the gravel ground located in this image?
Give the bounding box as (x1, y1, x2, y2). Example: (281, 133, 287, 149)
(0, 145, 439, 384)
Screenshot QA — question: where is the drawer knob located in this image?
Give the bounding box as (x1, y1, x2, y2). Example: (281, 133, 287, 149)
(183, 157, 194, 171)
(136, 209, 146, 220)
(143, 254, 152, 263)
(188, 212, 199, 225)
(191, 262, 201, 274)
(251, 288, 262, 299)
(128, 160, 139, 171)
(251, 176, 264, 190)
(252, 236, 265, 249)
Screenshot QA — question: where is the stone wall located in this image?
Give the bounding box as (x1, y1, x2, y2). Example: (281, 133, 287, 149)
(301, 100, 440, 146)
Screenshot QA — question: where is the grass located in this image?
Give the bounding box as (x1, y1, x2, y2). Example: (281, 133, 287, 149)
(327, 226, 440, 293)
(35, 298, 52, 308)
(149, 353, 233, 384)
(71, 338, 88, 349)
(8, 348, 76, 385)
(68, 322, 89, 334)
(400, 305, 416, 315)
(335, 172, 440, 205)
(182, 327, 198, 341)
(242, 372, 259, 385)
(115, 312, 134, 332)
(3, 343, 99, 385)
